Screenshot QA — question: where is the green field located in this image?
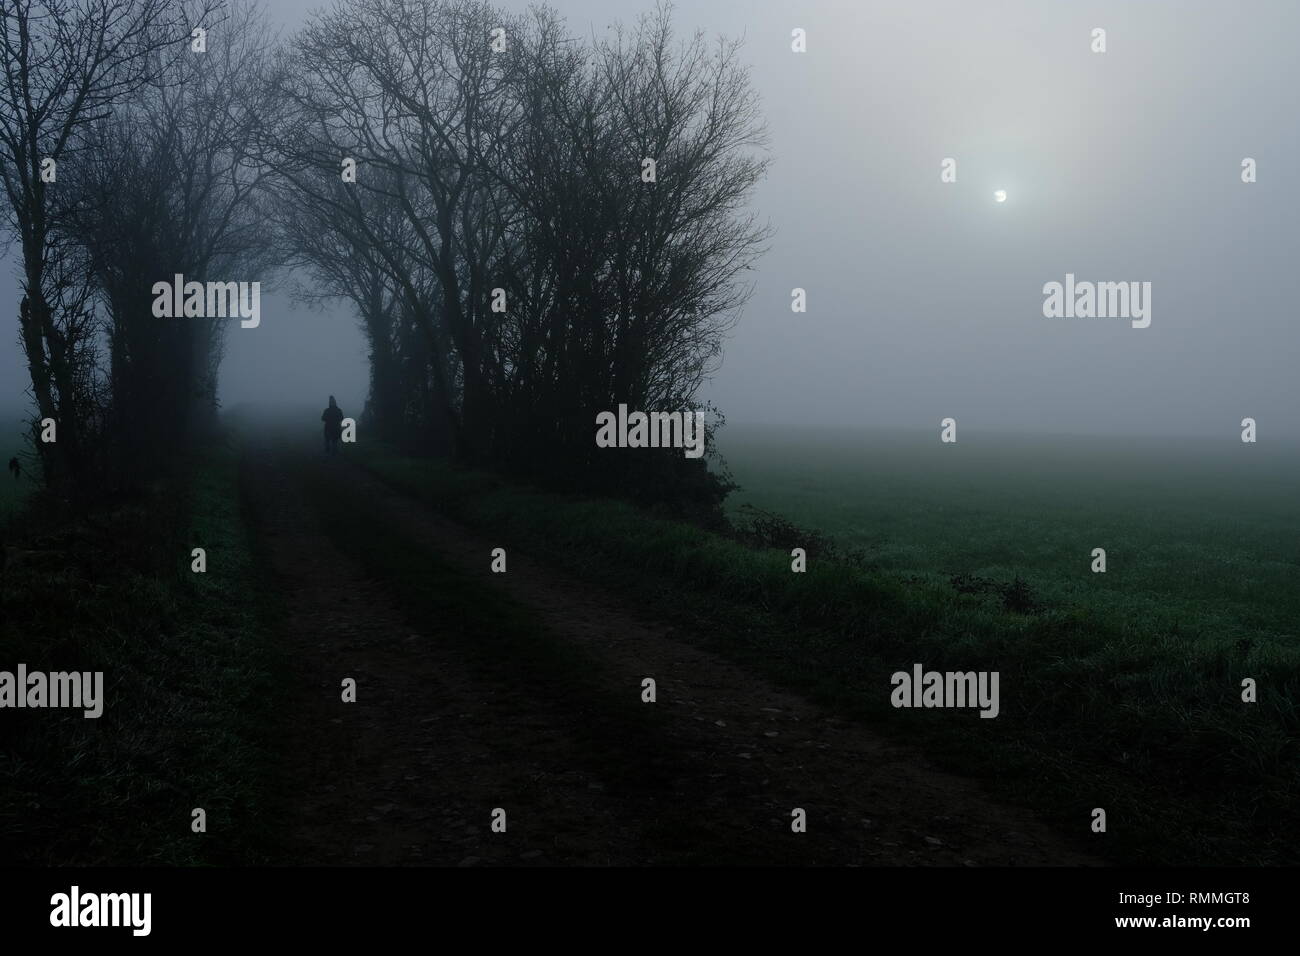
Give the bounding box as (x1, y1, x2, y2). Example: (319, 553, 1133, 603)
(719, 423, 1300, 661)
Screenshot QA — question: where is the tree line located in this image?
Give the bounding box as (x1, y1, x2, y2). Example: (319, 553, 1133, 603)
(1, 0, 770, 517)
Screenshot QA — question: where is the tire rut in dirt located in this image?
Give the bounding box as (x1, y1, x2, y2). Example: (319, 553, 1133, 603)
(241, 440, 641, 864)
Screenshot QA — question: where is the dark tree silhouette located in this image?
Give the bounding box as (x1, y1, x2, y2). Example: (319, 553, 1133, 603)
(0, 0, 208, 495)
(276, 0, 769, 511)
(69, 0, 280, 481)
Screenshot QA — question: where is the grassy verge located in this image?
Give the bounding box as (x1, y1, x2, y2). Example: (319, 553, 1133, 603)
(0, 436, 280, 865)
(347, 442, 1300, 866)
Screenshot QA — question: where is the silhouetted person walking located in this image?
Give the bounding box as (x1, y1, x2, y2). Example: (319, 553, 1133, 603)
(7, 457, 18, 480)
(321, 396, 344, 455)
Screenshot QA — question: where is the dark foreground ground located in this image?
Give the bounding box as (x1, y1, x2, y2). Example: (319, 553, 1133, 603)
(14, 418, 1291, 866)
(243, 428, 1097, 865)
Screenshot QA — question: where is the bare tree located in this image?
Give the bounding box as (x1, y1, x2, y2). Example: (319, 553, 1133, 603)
(483, 2, 771, 500)
(276, 0, 768, 511)
(0, 0, 205, 493)
(68, 0, 280, 477)
(281, 0, 526, 461)
(272, 163, 450, 447)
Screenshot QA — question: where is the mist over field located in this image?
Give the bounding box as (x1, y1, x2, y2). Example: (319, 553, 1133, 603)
(4, 0, 1299, 441)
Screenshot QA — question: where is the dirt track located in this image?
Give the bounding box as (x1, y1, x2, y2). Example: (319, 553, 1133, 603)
(243, 435, 1100, 866)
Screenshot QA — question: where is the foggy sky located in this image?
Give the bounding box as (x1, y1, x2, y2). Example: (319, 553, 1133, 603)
(3, 0, 1297, 439)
